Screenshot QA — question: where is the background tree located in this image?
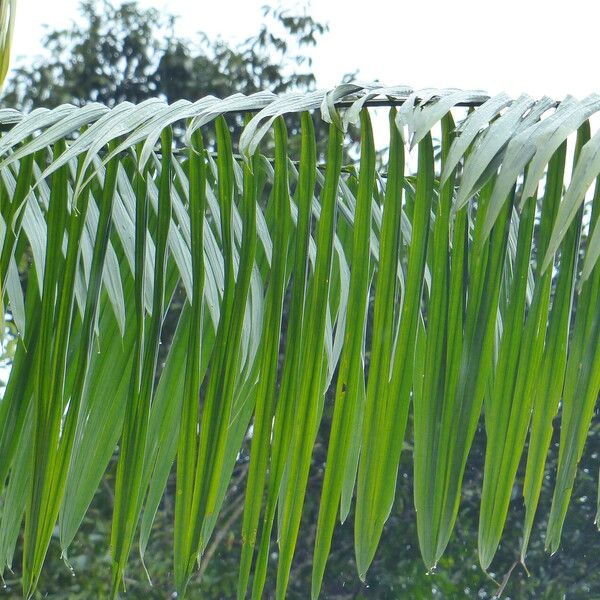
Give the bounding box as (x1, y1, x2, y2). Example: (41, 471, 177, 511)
(1, 0, 341, 154)
(1, 3, 600, 599)
(3, 0, 325, 108)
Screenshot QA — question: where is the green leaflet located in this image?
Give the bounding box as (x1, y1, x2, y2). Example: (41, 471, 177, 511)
(177, 115, 259, 594)
(355, 129, 431, 579)
(520, 141, 574, 559)
(478, 179, 536, 569)
(412, 113, 458, 570)
(23, 140, 69, 594)
(0, 413, 32, 573)
(273, 120, 343, 600)
(59, 246, 183, 557)
(545, 166, 600, 553)
(311, 109, 376, 599)
(0, 262, 40, 494)
(237, 117, 292, 599)
(520, 124, 591, 557)
(0, 269, 39, 572)
(0, 151, 33, 307)
(417, 174, 514, 569)
(478, 129, 578, 567)
(174, 128, 208, 590)
(23, 141, 119, 596)
(248, 112, 318, 600)
(59, 284, 135, 551)
(110, 127, 174, 597)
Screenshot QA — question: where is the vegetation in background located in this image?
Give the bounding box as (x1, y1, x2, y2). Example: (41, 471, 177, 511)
(1, 0, 341, 154)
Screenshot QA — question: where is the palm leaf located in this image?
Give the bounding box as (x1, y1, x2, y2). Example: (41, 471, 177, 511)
(2, 86, 600, 598)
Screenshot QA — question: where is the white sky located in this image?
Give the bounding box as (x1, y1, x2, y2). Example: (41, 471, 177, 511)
(9, 0, 600, 101)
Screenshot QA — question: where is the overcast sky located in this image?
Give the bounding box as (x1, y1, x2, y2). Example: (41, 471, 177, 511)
(9, 0, 600, 100)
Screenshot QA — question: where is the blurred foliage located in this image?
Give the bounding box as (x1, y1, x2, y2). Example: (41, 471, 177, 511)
(3, 0, 325, 108)
(0, 0, 349, 156)
(2, 2, 600, 598)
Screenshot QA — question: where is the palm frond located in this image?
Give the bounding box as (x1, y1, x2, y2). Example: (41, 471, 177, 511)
(2, 85, 600, 598)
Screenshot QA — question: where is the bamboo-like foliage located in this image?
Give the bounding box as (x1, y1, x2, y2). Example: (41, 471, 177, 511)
(1, 85, 600, 598)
